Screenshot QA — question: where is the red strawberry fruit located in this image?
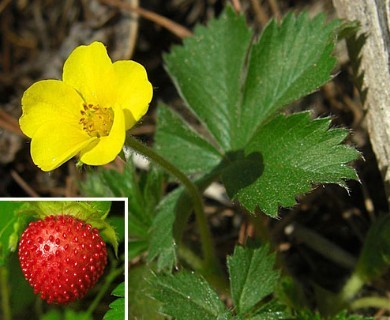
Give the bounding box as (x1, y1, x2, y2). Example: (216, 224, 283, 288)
(18, 215, 107, 304)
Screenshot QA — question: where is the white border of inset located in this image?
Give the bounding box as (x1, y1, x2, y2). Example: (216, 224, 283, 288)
(0, 197, 128, 319)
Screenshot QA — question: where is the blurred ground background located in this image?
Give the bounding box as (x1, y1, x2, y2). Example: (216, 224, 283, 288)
(0, 0, 389, 317)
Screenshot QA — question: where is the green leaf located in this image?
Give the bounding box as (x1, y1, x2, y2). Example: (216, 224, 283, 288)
(81, 161, 165, 259)
(104, 282, 125, 320)
(249, 300, 289, 320)
(128, 264, 163, 319)
(0, 201, 25, 265)
(222, 112, 358, 216)
(355, 214, 390, 281)
(164, 6, 252, 151)
(152, 270, 227, 319)
(141, 165, 166, 217)
(148, 174, 216, 270)
(129, 240, 148, 261)
(158, 7, 357, 217)
(80, 163, 152, 239)
(155, 103, 223, 175)
(107, 215, 125, 243)
(239, 13, 339, 148)
(164, 8, 340, 154)
(147, 188, 180, 270)
(228, 245, 279, 315)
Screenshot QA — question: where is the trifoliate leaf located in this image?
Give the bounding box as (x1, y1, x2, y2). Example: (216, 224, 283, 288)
(152, 270, 227, 319)
(104, 282, 125, 320)
(228, 245, 279, 314)
(222, 112, 358, 216)
(157, 6, 357, 217)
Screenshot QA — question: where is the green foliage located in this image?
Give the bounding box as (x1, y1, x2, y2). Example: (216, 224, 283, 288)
(164, 7, 252, 152)
(355, 214, 390, 280)
(222, 112, 358, 215)
(107, 215, 125, 243)
(152, 245, 288, 319)
(247, 300, 289, 320)
(128, 265, 163, 319)
(0, 202, 24, 265)
(40, 309, 93, 320)
(295, 310, 373, 320)
(147, 188, 180, 270)
(147, 173, 217, 270)
(155, 104, 223, 175)
(228, 245, 279, 314)
(104, 282, 125, 320)
(80, 162, 165, 260)
(152, 270, 228, 319)
(156, 6, 358, 217)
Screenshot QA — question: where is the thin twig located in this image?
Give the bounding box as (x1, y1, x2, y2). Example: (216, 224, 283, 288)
(0, 110, 23, 136)
(10, 170, 40, 197)
(0, 0, 11, 15)
(125, 0, 140, 59)
(231, 0, 242, 13)
(251, 0, 269, 27)
(267, 0, 281, 20)
(99, 0, 192, 39)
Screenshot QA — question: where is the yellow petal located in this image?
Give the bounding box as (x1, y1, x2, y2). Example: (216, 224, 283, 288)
(30, 122, 95, 171)
(20, 80, 84, 138)
(62, 41, 116, 107)
(112, 60, 153, 130)
(79, 106, 126, 165)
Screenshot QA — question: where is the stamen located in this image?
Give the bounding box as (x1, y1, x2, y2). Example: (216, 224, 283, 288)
(79, 103, 114, 138)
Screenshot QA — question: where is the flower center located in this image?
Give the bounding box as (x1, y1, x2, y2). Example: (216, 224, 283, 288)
(79, 103, 114, 138)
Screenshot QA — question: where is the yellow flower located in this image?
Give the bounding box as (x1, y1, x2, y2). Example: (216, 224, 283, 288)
(19, 41, 153, 171)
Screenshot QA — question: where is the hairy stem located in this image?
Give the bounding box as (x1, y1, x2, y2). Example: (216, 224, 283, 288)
(125, 135, 218, 272)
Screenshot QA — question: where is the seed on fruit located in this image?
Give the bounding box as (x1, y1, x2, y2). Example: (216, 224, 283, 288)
(18, 215, 107, 304)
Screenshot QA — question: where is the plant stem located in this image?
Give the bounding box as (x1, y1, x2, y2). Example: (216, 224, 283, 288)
(177, 245, 204, 271)
(350, 296, 390, 311)
(125, 135, 218, 272)
(339, 272, 365, 301)
(83, 265, 124, 319)
(0, 266, 12, 320)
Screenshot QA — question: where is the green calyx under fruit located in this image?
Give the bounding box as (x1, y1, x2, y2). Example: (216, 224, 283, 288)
(18, 215, 107, 304)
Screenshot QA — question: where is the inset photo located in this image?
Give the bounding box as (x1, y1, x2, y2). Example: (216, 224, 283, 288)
(0, 198, 127, 320)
